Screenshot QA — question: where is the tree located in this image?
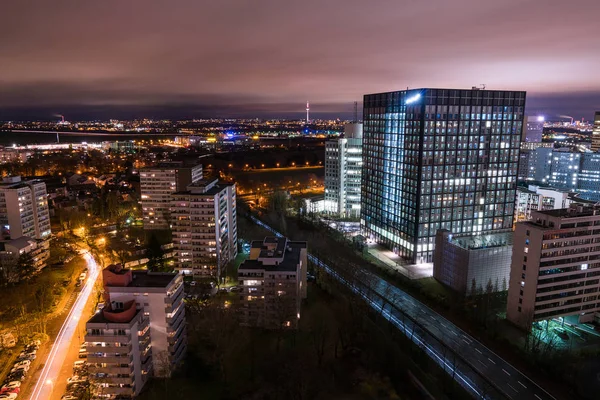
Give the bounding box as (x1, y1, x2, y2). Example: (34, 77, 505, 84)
(146, 234, 165, 272)
(17, 252, 37, 281)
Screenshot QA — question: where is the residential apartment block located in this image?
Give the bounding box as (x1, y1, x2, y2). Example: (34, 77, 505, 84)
(171, 179, 237, 277)
(507, 204, 600, 330)
(238, 237, 307, 329)
(85, 264, 186, 397)
(0, 176, 51, 240)
(85, 301, 152, 398)
(140, 162, 203, 229)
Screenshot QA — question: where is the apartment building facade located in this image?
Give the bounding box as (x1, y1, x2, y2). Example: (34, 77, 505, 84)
(140, 162, 203, 230)
(171, 179, 237, 277)
(85, 302, 152, 398)
(92, 265, 186, 381)
(238, 237, 307, 329)
(507, 204, 600, 329)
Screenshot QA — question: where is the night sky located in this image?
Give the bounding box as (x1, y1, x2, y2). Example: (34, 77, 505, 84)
(2, 0, 599, 121)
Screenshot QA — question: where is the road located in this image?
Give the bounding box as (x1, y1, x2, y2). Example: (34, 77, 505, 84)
(30, 251, 100, 400)
(251, 216, 558, 400)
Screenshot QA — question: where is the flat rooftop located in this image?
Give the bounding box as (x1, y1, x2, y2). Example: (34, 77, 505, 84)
(129, 271, 177, 288)
(450, 232, 513, 250)
(241, 237, 307, 272)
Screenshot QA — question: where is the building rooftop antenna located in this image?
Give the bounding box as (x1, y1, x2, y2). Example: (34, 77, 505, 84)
(353, 101, 358, 123)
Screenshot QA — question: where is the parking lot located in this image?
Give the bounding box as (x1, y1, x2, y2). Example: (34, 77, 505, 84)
(0, 339, 40, 399)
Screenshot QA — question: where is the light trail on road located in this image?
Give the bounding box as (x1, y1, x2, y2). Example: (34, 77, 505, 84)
(250, 216, 558, 400)
(30, 251, 100, 400)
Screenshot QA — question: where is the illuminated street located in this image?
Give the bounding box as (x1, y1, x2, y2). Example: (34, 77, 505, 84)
(30, 251, 100, 400)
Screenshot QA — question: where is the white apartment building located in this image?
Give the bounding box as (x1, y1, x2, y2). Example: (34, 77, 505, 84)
(171, 179, 237, 277)
(100, 265, 187, 376)
(238, 237, 307, 329)
(514, 184, 592, 223)
(324, 123, 363, 218)
(0, 176, 51, 240)
(507, 204, 600, 330)
(140, 162, 203, 230)
(85, 302, 152, 398)
(0, 236, 50, 277)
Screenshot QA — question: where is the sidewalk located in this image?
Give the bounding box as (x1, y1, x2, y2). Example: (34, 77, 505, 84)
(366, 244, 433, 279)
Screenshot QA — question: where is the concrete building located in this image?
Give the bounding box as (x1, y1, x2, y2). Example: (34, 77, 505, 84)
(0, 176, 51, 241)
(302, 195, 325, 214)
(577, 152, 600, 202)
(515, 185, 577, 223)
(0, 236, 49, 273)
(362, 88, 524, 263)
(548, 149, 580, 191)
(100, 265, 186, 376)
(238, 237, 307, 329)
(0, 148, 32, 164)
(518, 142, 554, 182)
(433, 230, 513, 294)
(324, 123, 363, 218)
(171, 179, 237, 277)
(507, 204, 600, 330)
(85, 302, 152, 398)
(592, 112, 600, 152)
(140, 162, 203, 230)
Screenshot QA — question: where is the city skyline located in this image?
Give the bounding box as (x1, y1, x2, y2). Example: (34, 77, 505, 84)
(2, 0, 600, 120)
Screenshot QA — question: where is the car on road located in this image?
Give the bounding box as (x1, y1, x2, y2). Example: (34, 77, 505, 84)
(0, 393, 18, 399)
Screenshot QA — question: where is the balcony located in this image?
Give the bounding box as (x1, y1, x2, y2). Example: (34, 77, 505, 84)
(103, 385, 135, 396)
(85, 334, 131, 344)
(103, 376, 133, 385)
(165, 284, 184, 305)
(86, 343, 132, 354)
(88, 365, 133, 375)
(87, 354, 133, 364)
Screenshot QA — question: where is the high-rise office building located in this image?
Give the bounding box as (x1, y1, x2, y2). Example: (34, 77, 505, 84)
(591, 112, 600, 152)
(140, 162, 203, 230)
(362, 88, 525, 263)
(522, 115, 545, 143)
(578, 152, 600, 201)
(324, 123, 363, 218)
(171, 179, 237, 277)
(547, 149, 580, 191)
(507, 204, 600, 329)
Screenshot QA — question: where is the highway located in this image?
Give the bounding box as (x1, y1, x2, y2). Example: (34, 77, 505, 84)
(251, 216, 558, 400)
(30, 251, 100, 400)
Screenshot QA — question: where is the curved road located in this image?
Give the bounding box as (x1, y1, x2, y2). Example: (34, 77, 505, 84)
(252, 216, 557, 400)
(30, 251, 100, 400)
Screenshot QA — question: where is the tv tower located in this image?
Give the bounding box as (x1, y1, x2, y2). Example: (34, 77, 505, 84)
(306, 101, 310, 124)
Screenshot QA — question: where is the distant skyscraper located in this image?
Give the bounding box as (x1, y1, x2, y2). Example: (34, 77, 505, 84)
(523, 116, 544, 143)
(592, 112, 600, 152)
(362, 88, 525, 263)
(324, 123, 363, 217)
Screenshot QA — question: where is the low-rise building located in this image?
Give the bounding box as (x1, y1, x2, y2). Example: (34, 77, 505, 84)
(238, 237, 307, 329)
(507, 204, 600, 330)
(433, 230, 513, 294)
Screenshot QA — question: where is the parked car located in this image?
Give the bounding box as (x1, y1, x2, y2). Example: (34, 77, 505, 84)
(10, 365, 29, 374)
(73, 361, 86, 370)
(67, 376, 86, 385)
(229, 286, 242, 293)
(13, 360, 30, 368)
(0, 392, 18, 399)
(6, 371, 26, 381)
(1, 382, 20, 392)
(61, 395, 78, 400)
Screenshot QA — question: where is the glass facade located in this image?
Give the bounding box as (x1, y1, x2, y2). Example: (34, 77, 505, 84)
(361, 88, 525, 263)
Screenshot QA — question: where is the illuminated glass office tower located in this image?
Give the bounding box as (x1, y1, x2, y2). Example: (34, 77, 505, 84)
(361, 88, 525, 263)
(592, 111, 600, 152)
